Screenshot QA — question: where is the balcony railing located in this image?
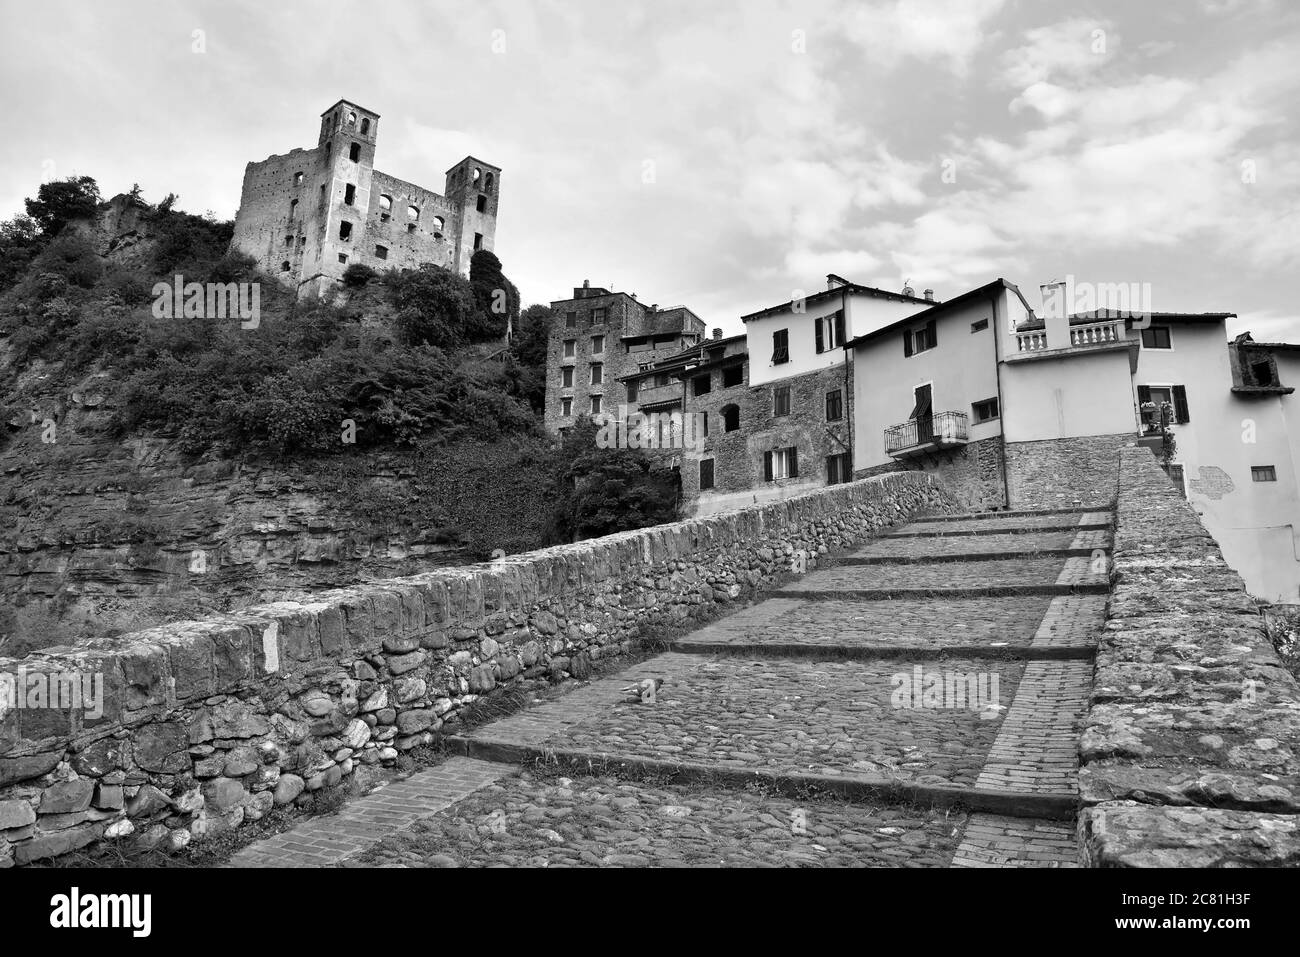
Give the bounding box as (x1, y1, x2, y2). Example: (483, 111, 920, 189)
(884, 411, 969, 456)
(1016, 318, 1127, 352)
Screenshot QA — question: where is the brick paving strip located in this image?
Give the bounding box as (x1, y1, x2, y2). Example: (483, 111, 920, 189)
(227, 758, 507, 868)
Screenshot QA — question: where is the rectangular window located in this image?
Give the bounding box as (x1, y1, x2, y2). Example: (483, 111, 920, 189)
(1138, 385, 1190, 425)
(565, 311, 577, 329)
(561, 367, 573, 388)
(473, 233, 483, 250)
(699, 459, 715, 491)
(344, 183, 356, 205)
(825, 389, 843, 422)
(590, 363, 604, 385)
(910, 320, 938, 354)
(815, 310, 846, 353)
(338, 253, 348, 264)
(591, 335, 605, 355)
(764, 447, 799, 481)
(826, 453, 852, 485)
(627, 380, 638, 403)
(1141, 326, 1172, 349)
(693, 374, 712, 397)
(972, 397, 999, 423)
(772, 329, 790, 364)
(590, 394, 603, 414)
(1252, 466, 1277, 482)
(285, 234, 294, 247)
(592, 307, 608, 323)
(723, 365, 743, 387)
(339, 221, 352, 241)
(349, 142, 361, 162)
(319, 183, 327, 206)
(563, 339, 576, 358)
(971, 318, 989, 333)
(374, 244, 387, 260)
(477, 195, 487, 212)
(561, 397, 572, 417)
(773, 385, 791, 417)
(290, 198, 299, 216)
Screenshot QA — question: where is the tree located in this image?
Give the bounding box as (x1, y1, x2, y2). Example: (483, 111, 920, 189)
(24, 176, 101, 236)
(546, 419, 679, 543)
(510, 304, 553, 411)
(0, 214, 42, 291)
(468, 249, 519, 341)
(391, 264, 477, 349)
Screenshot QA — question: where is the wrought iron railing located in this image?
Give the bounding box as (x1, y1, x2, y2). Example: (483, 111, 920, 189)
(884, 411, 969, 454)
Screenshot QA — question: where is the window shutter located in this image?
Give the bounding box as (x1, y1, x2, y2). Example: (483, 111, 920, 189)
(763, 451, 773, 482)
(1137, 385, 1151, 405)
(904, 330, 913, 357)
(835, 310, 846, 346)
(814, 318, 824, 354)
(789, 447, 799, 478)
(1173, 385, 1190, 423)
(926, 319, 937, 348)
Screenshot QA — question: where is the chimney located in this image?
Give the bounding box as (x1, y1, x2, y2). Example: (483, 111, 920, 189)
(712, 328, 723, 339)
(1040, 279, 1069, 350)
(901, 281, 914, 297)
(923, 289, 934, 302)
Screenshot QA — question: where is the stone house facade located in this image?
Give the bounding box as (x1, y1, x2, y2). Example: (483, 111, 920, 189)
(231, 99, 500, 297)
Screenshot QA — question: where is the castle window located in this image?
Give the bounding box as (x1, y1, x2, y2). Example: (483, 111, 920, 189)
(565, 312, 576, 329)
(379, 194, 392, 211)
(339, 221, 352, 241)
(360, 118, 370, 135)
(485, 172, 494, 194)
(408, 205, 420, 221)
(590, 394, 603, 415)
(722, 404, 740, 432)
(432, 216, 445, 231)
(472, 167, 481, 182)
(773, 385, 791, 417)
(375, 244, 388, 260)
(590, 363, 604, 386)
(972, 397, 999, 423)
(407, 223, 417, 233)
(346, 111, 356, 126)
(344, 184, 356, 205)
(349, 142, 361, 163)
(1253, 466, 1278, 482)
(477, 195, 487, 213)
(693, 374, 712, 397)
(293, 172, 304, 186)
(561, 396, 572, 417)
(280, 261, 290, 272)
(338, 253, 348, 264)
(299, 236, 305, 247)
(563, 339, 575, 358)
(591, 335, 605, 355)
(290, 198, 299, 216)
(591, 307, 608, 323)
(284, 234, 293, 247)
(562, 366, 573, 388)
(699, 459, 715, 492)
(825, 388, 843, 422)
(474, 233, 483, 250)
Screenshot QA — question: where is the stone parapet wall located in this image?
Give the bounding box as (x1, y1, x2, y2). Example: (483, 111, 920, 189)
(1078, 446, 1300, 866)
(0, 471, 954, 866)
(1005, 433, 1133, 510)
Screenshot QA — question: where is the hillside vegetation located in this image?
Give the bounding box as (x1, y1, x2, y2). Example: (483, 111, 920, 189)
(0, 177, 676, 653)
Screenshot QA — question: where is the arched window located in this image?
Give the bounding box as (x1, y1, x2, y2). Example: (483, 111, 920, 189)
(407, 205, 420, 221)
(360, 117, 370, 135)
(293, 171, 304, 186)
(722, 404, 740, 432)
(471, 167, 481, 183)
(484, 172, 494, 194)
(431, 215, 445, 231)
(346, 111, 356, 126)
(378, 194, 391, 211)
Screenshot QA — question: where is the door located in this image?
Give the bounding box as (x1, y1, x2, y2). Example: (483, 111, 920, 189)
(912, 384, 933, 444)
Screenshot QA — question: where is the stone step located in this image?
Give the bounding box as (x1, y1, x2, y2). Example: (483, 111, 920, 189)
(447, 651, 1080, 819)
(774, 556, 1110, 599)
(917, 506, 1105, 522)
(888, 512, 1113, 538)
(669, 594, 1103, 661)
(344, 770, 970, 868)
(851, 530, 1113, 563)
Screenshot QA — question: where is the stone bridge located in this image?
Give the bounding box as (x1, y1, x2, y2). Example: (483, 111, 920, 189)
(1, 449, 1296, 867)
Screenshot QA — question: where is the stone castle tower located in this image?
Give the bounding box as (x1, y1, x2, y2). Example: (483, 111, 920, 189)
(230, 98, 501, 296)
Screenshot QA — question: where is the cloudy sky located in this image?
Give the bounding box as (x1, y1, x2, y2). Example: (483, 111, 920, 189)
(3, 0, 1298, 338)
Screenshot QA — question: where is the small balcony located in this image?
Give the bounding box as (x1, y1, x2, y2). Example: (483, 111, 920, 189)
(884, 411, 969, 457)
(1014, 317, 1128, 354)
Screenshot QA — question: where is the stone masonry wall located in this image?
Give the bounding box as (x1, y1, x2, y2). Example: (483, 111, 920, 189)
(1005, 433, 1133, 510)
(1077, 446, 1300, 866)
(854, 437, 1005, 512)
(0, 471, 955, 866)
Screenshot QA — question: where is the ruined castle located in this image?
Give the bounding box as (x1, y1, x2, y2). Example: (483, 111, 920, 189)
(230, 99, 500, 296)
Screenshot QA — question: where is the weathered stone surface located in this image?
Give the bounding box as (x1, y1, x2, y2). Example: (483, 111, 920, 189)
(71, 738, 126, 777)
(1082, 804, 1300, 867)
(468, 664, 496, 694)
(0, 753, 60, 788)
(0, 799, 35, 829)
(39, 779, 95, 815)
(134, 722, 190, 773)
(13, 822, 104, 864)
(203, 777, 249, 812)
(273, 773, 305, 806)
(126, 785, 172, 817)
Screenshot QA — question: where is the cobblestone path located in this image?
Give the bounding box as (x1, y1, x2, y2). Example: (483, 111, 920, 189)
(235, 507, 1110, 868)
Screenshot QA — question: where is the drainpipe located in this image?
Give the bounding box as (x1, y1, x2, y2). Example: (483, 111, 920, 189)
(842, 284, 853, 479)
(991, 288, 1011, 510)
